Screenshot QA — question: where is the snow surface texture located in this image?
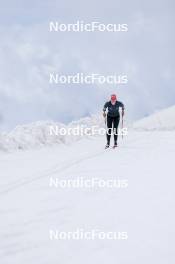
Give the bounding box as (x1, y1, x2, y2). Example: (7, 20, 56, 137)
(0, 107, 175, 263)
(0, 130, 175, 264)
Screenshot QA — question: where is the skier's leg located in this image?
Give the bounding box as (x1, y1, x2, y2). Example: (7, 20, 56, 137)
(106, 115, 113, 146)
(113, 115, 120, 145)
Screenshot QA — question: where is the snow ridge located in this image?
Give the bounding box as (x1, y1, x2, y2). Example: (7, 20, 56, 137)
(133, 105, 175, 131)
(1, 105, 174, 152)
(0, 115, 104, 152)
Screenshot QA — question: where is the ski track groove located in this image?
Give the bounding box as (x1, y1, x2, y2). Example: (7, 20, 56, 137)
(0, 148, 108, 196)
(0, 134, 144, 196)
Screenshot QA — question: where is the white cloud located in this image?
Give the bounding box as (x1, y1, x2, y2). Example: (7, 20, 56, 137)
(0, 0, 174, 130)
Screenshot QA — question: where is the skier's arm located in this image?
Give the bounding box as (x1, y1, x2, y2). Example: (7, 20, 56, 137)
(103, 102, 108, 117)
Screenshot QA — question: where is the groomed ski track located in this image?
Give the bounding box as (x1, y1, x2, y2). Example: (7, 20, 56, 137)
(0, 131, 175, 264)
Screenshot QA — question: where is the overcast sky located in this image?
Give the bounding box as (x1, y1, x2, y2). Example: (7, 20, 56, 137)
(0, 0, 174, 130)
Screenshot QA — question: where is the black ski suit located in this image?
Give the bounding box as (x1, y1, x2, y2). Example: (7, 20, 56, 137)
(103, 101, 124, 145)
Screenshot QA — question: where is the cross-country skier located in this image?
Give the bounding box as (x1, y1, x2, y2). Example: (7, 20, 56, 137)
(103, 94, 124, 148)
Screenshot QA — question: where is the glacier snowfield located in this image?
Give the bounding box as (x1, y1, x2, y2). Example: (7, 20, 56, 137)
(0, 129, 175, 264)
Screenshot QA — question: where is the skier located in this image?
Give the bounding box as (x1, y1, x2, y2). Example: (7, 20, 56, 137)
(103, 94, 124, 148)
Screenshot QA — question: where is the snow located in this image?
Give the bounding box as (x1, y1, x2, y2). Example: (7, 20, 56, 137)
(1, 104, 175, 153)
(0, 115, 105, 152)
(133, 105, 175, 131)
(0, 107, 175, 263)
(0, 131, 175, 263)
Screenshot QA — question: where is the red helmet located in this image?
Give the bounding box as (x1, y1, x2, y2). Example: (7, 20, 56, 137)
(111, 94, 117, 102)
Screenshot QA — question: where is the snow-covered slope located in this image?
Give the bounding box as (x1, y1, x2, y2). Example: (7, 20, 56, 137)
(133, 105, 175, 131)
(0, 131, 175, 264)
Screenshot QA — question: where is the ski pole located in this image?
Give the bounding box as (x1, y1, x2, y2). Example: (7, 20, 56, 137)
(121, 113, 124, 140)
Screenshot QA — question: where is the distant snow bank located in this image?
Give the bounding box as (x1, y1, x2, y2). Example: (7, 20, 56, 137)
(0, 115, 105, 152)
(133, 105, 175, 131)
(1, 105, 174, 152)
